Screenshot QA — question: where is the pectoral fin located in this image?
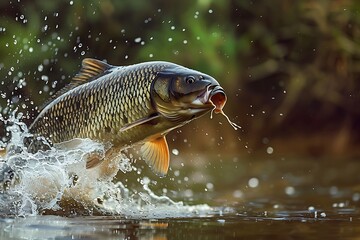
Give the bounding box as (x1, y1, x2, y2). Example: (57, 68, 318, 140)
(120, 114, 160, 132)
(140, 136, 169, 177)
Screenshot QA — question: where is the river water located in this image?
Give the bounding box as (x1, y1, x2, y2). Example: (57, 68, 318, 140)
(0, 114, 360, 239)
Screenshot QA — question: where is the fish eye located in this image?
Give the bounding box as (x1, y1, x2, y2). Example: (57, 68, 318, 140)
(186, 76, 196, 84)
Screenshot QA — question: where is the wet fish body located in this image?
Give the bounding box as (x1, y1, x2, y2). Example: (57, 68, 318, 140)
(29, 58, 226, 176)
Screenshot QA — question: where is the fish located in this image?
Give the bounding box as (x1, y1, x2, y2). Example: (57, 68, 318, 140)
(27, 58, 228, 177)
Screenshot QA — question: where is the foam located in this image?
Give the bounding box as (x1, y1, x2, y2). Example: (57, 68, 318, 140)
(0, 112, 213, 218)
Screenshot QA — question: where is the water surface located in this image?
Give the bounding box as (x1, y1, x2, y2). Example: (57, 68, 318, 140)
(1, 116, 360, 239)
(1, 155, 359, 240)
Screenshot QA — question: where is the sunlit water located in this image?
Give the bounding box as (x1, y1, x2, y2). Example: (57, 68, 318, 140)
(1, 112, 360, 239)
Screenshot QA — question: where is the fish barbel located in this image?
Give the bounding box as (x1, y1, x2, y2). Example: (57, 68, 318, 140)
(28, 58, 227, 177)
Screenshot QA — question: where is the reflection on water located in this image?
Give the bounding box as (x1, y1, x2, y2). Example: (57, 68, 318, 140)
(1, 154, 360, 239)
(1, 203, 360, 240)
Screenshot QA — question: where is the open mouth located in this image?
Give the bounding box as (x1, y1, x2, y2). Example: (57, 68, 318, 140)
(193, 84, 240, 130)
(192, 85, 227, 113)
(209, 86, 227, 114)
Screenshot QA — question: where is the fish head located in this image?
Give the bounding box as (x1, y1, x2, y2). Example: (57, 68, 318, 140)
(151, 64, 227, 123)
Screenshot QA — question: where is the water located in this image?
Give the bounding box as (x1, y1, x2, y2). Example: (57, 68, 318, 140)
(0, 113, 216, 218)
(1, 113, 360, 239)
(0, 197, 359, 239)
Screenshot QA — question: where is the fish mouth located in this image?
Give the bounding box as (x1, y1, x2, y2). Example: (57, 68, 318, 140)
(192, 85, 227, 113)
(209, 86, 227, 114)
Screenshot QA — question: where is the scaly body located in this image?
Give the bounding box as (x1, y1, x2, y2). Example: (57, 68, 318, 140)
(29, 58, 227, 176)
(31, 61, 172, 145)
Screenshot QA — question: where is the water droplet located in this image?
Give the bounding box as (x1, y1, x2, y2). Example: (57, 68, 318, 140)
(194, 11, 199, 19)
(69, 0, 73, 5)
(183, 40, 188, 44)
(38, 64, 44, 72)
(208, 9, 213, 14)
(233, 190, 243, 198)
(168, 37, 173, 42)
(41, 75, 49, 82)
(134, 37, 141, 43)
(285, 186, 295, 195)
(29, 47, 33, 53)
(266, 147, 273, 154)
(248, 177, 259, 188)
(206, 182, 214, 190)
(172, 149, 179, 156)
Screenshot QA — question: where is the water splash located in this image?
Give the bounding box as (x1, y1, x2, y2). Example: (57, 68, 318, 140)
(209, 105, 241, 131)
(0, 112, 213, 218)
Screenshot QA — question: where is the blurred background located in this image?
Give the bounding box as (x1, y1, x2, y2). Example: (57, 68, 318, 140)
(0, 0, 359, 160)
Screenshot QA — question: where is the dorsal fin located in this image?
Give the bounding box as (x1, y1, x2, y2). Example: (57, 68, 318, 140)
(39, 58, 113, 111)
(72, 58, 113, 83)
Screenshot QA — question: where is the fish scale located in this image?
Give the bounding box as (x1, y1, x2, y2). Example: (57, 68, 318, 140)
(30, 61, 167, 145)
(28, 58, 226, 176)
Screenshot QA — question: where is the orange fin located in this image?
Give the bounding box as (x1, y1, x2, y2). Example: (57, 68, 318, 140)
(140, 136, 169, 177)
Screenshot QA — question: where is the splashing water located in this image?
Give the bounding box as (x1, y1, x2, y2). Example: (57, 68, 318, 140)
(209, 101, 241, 131)
(0, 112, 213, 217)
